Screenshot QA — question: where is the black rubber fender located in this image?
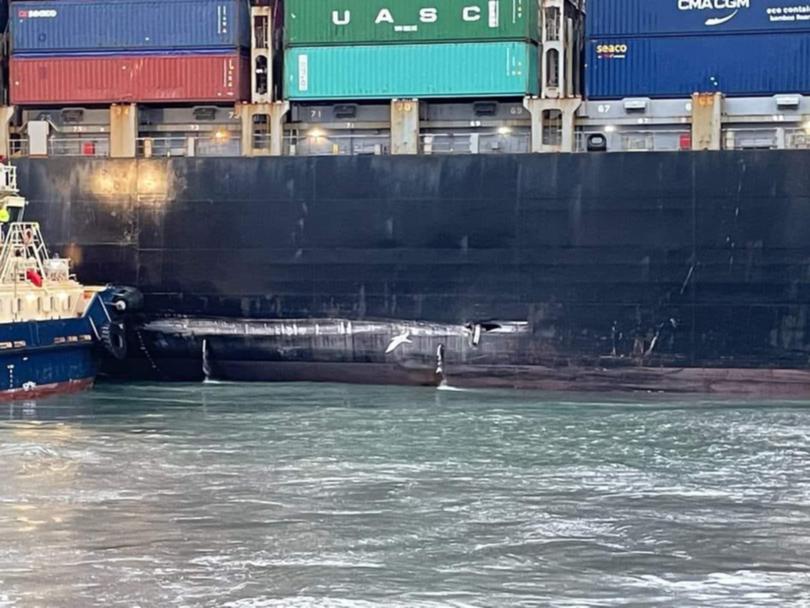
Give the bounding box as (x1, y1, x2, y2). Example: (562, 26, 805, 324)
(110, 286, 144, 312)
(101, 323, 128, 360)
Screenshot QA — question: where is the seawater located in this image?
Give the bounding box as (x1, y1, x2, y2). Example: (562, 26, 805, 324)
(1, 383, 809, 607)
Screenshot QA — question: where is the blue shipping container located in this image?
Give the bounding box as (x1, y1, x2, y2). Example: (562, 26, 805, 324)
(588, 0, 810, 37)
(11, 0, 249, 54)
(586, 33, 810, 99)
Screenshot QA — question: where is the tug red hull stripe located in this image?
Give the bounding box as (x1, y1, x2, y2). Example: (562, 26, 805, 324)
(0, 378, 94, 402)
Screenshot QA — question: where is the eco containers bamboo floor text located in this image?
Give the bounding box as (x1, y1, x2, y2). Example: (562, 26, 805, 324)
(283, 0, 541, 100)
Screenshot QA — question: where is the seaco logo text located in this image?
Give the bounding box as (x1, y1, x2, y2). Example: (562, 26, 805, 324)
(18, 9, 58, 18)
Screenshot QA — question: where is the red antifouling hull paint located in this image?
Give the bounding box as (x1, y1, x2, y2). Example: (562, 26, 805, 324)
(10, 53, 249, 104)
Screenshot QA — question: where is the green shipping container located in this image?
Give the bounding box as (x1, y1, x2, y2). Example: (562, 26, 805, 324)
(285, 42, 539, 100)
(285, 0, 539, 46)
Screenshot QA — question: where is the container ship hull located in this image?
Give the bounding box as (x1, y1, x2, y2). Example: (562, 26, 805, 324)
(14, 151, 810, 394)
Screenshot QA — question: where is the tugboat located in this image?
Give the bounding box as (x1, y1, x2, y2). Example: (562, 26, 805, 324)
(0, 163, 136, 400)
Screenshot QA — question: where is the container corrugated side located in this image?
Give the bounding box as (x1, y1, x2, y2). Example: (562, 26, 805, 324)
(11, 0, 250, 54)
(585, 33, 810, 99)
(285, 0, 538, 46)
(285, 42, 538, 99)
(10, 53, 250, 104)
(587, 0, 810, 37)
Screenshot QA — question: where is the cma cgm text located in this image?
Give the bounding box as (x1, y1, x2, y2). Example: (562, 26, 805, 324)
(677, 0, 750, 10)
(332, 7, 491, 25)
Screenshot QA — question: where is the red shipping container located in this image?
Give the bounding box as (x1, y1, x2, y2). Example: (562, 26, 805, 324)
(10, 53, 250, 105)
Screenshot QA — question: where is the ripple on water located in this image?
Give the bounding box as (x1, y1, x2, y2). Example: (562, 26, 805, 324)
(0, 384, 809, 607)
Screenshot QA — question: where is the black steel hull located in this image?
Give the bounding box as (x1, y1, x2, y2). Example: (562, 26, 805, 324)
(14, 152, 810, 393)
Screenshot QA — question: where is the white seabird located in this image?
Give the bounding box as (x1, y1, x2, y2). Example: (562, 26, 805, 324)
(385, 331, 412, 354)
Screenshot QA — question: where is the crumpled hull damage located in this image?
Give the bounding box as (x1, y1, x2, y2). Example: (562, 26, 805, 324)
(120, 316, 810, 396)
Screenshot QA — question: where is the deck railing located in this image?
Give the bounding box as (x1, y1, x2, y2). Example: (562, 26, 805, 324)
(7, 126, 810, 158)
(136, 136, 240, 157)
(284, 133, 391, 156)
(49, 137, 110, 157)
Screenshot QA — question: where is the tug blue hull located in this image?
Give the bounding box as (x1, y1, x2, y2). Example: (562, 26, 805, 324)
(0, 291, 116, 400)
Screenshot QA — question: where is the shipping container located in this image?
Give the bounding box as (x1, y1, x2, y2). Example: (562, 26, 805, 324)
(11, 0, 250, 54)
(585, 33, 810, 99)
(588, 0, 810, 37)
(284, 0, 539, 46)
(10, 53, 250, 104)
(285, 42, 538, 99)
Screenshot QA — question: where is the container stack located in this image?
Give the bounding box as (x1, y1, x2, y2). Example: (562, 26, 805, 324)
(586, 0, 810, 99)
(9, 0, 251, 105)
(283, 0, 541, 100)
